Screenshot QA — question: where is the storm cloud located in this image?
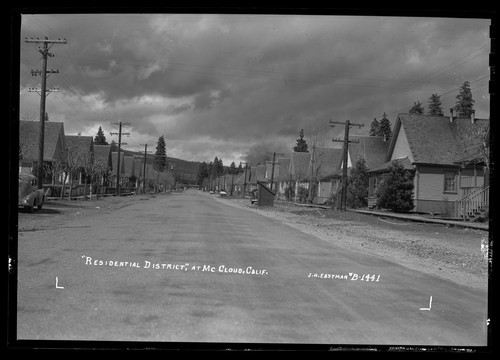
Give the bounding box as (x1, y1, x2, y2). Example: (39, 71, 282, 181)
(19, 13, 490, 165)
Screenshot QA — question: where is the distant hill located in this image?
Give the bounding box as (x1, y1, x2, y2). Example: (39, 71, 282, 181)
(120, 148, 200, 184)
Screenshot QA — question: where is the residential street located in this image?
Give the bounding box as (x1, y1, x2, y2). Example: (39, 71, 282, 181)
(16, 190, 488, 345)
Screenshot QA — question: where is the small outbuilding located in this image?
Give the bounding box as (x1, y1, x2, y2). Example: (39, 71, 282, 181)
(256, 181, 275, 206)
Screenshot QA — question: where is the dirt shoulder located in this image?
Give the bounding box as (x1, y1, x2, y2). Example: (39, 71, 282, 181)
(213, 195, 489, 291)
(16, 194, 158, 232)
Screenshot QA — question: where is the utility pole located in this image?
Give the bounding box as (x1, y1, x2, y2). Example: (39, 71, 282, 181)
(110, 121, 130, 196)
(265, 151, 284, 193)
(241, 162, 248, 198)
(25, 36, 66, 188)
(330, 119, 364, 211)
(140, 144, 151, 193)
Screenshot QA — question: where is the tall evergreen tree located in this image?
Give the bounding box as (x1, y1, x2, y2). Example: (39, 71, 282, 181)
(427, 93, 444, 116)
(409, 101, 425, 115)
(94, 126, 108, 145)
(215, 157, 224, 175)
(378, 113, 392, 140)
(154, 135, 167, 172)
(454, 81, 475, 117)
(369, 118, 380, 136)
(197, 161, 208, 186)
(229, 161, 237, 174)
(237, 162, 243, 173)
(293, 129, 309, 152)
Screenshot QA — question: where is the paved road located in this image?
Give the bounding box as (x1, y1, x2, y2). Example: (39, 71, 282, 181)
(16, 190, 488, 345)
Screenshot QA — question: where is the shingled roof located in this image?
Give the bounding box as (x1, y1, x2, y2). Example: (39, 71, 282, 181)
(388, 113, 489, 166)
(275, 158, 291, 182)
(19, 121, 66, 162)
(133, 156, 143, 178)
(123, 156, 135, 177)
(111, 152, 125, 175)
(368, 156, 414, 174)
(93, 145, 112, 168)
(312, 147, 343, 180)
(65, 135, 94, 160)
(289, 151, 311, 180)
(347, 136, 390, 170)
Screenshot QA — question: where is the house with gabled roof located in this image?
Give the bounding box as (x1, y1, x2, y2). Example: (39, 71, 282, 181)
(333, 135, 390, 208)
(338, 135, 391, 173)
(110, 151, 125, 187)
(123, 155, 135, 187)
(273, 157, 291, 200)
(132, 156, 144, 189)
(19, 121, 67, 183)
(311, 147, 344, 204)
(65, 135, 94, 185)
(232, 168, 251, 196)
(93, 144, 112, 186)
(367, 112, 489, 218)
(279, 152, 311, 202)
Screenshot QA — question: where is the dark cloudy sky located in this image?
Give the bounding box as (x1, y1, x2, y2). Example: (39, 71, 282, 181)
(19, 13, 491, 165)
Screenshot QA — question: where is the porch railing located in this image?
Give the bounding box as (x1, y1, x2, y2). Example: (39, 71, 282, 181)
(455, 186, 489, 220)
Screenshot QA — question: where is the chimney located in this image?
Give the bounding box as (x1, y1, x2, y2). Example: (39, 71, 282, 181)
(470, 109, 476, 124)
(449, 108, 455, 123)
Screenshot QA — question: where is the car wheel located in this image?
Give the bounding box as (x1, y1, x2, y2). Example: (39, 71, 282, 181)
(37, 202, 43, 210)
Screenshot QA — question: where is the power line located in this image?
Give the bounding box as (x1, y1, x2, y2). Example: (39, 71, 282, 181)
(385, 75, 490, 118)
(349, 42, 490, 115)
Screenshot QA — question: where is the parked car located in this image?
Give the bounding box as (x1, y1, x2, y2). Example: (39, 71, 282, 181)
(219, 190, 227, 197)
(18, 173, 45, 212)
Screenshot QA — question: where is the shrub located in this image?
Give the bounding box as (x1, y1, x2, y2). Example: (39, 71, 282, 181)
(297, 186, 309, 203)
(346, 158, 369, 208)
(284, 185, 295, 201)
(376, 160, 415, 212)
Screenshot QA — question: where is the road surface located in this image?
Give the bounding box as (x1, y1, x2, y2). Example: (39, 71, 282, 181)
(16, 190, 488, 345)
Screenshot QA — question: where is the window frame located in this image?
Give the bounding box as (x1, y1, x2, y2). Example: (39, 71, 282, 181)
(443, 171, 457, 194)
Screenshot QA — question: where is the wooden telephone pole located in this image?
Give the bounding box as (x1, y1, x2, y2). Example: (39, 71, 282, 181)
(330, 119, 364, 211)
(25, 36, 66, 188)
(265, 151, 284, 193)
(140, 144, 151, 193)
(241, 162, 248, 198)
(110, 121, 130, 196)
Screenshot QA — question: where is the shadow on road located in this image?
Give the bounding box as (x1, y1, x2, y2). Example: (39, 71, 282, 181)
(18, 207, 61, 214)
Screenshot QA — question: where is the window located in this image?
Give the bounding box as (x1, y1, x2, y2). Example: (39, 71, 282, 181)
(444, 172, 457, 193)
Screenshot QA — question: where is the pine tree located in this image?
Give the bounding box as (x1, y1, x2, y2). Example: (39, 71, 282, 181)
(346, 158, 369, 208)
(237, 162, 243, 173)
(293, 129, 308, 152)
(154, 135, 167, 172)
(454, 81, 475, 117)
(376, 160, 415, 212)
(229, 161, 237, 174)
(427, 93, 443, 116)
(215, 157, 224, 175)
(94, 126, 108, 145)
(377, 113, 392, 140)
(369, 118, 380, 136)
(197, 161, 208, 186)
(409, 101, 425, 115)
